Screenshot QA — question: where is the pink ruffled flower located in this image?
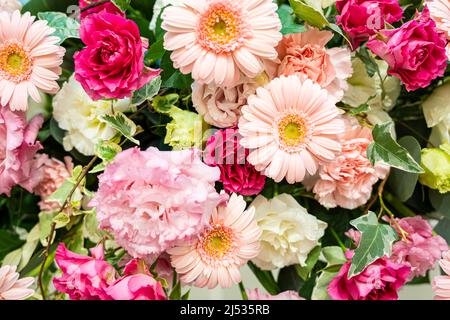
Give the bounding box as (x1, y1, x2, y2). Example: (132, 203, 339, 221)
(304, 117, 389, 210)
(390, 216, 448, 280)
(90, 147, 225, 259)
(79, 0, 124, 19)
(74, 11, 160, 100)
(367, 8, 447, 91)
(204, 128, 266, 196)
(336, 0, 403, 48)
(192, 78, 258, 129)
(106, 259, 167, 300)
(30, 154, 73, 212)
(328, 251, 411, 300)
(433, 250, 450, 300)
(246, 288, 304, 300)
(276, 28, 353, 101)
(53, 244, 116, 300)
(0, 108, 43, 196)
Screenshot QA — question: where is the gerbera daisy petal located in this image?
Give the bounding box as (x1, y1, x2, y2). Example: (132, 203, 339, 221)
(239, 75, 343, 183)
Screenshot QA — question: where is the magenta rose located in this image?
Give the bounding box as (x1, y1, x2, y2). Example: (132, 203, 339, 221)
(0, 108, 43, 196)
(204, 128, 266, 196)
(79, 0, 124, 19)
(328, 251, 411, 300)
(53, 244, 116, 300)
(74, 11, 160, 100)
(336, 0, 403, 48)
(367, 8, 447, 91)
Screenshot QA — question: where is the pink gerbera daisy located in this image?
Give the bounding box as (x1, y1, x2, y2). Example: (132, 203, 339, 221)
(239, 75, 344, 184)
(0, 11, 65, 111)
(162, 0, 282, 87)
(168, 193, 261, 289)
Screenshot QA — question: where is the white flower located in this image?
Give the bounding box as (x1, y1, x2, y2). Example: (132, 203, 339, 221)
(423, 82, 450, 146)
(0, 0, 21, 13)
(149, 0, 183, 32)
(250, 194, 327, 270)
(0, 265, 34, 300)
(53, 77, 134, 156)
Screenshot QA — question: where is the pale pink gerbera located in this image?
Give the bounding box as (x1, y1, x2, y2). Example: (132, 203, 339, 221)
(162, 0, 282, 87)
(433, 250, 450, 300)
(239, 75, 344, 184)
(168, 194, 261, 289)
(0, 11, 65, 111)
(0, 265, 34, 300)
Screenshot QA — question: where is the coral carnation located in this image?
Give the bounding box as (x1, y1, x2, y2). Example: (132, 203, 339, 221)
(162, 0, 282, 86)
(239, 75, 344, 184)
(168, 194, 261, 289)
(204, 128, 266, 196)
(90, 147, 225, 258)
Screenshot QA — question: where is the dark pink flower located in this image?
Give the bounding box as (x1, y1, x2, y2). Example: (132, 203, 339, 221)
(204, 128, 266, 196)
(53, 244, 116, 300)
(390, 216, 448, 280)
(79, 0, 123, 19)
(328, 251, 411, 300)
(336, 0, 403, 48)
(367, 8, 447, 91)
(74, 11, 160, 100)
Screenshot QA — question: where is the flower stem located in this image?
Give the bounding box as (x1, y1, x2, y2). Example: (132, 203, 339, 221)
(238, 282, 248, 300)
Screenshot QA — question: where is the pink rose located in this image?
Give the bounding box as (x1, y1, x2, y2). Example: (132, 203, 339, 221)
(204, 128, 266, 196)
(336, 0, 403, 48)
(53, 244, 116, 300)
(0, 108, 43, 196)
(328, 251, 411, 300)
(367, 8, 447, 91)
(304, 117, 389, 210)
(246, 288, 304, 300)
(390, 216, 448, 280)
(106, 259, 167, 300)
(79, 0, 124, 19)
(74, 11, 160, 100)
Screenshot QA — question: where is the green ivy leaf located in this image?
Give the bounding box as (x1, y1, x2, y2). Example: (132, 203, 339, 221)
(152, 94, 179, 114)
(367, 122, 424, 173)
(111, 0, 131, 11)
(53, 212, 71, 229)
(38, 12, 80, 45)
(311, 271, 337, 300)
(145, 38, 165, 63)
(96, 140, 122, 163)
(322, 246, 347, 267)
(100, 112, 140, 145)
(296, 246, 321, 281)
(132, 76, 162, 105)
(289, 0, 329, 28)
(22, 0, 77, 16)
(277, 4, 305, 35)
(348, 212, 399, 278)
(349, 103, 369, 116)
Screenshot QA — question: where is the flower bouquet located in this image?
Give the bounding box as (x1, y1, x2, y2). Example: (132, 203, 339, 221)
(0, 0, 449, 301)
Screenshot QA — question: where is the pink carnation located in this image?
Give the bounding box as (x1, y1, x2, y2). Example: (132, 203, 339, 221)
(90, 147, 225, 259)
(304, 117, 389, 210)
(367, 8, 447, 91)
(204, 128, 266, 196)
(246, 288, 304, 300)
(30, 154, 73, 212)
(328, 251, 411, 300)
(433, 250, 450, 300)
(74, 11, 160, 100)
(336, 0, 403, 48)
(390, 216, 448, 280)
(106, 259, 167, 300)
(79, 0, 124, 19)
(53, 244, 116, 300)
(275, 28, 353, 101)
(0, 108, 43, 196)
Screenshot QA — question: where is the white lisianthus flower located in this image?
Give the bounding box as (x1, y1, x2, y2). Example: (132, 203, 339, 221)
(250, 194, 327, 270)
(423, 82, 450, 146)
(53, 77, 134, 156)
(149, 0, 183, 32)
(0, 0, 21, 13)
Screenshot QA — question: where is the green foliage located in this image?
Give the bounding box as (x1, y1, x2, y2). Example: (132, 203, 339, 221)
(289, 0, 329, 28)
(38, 12, 80, 44)
(112, 0, 131, 11)
(348, 212, 399, 278)
(248, 262, 280, 295)
(22, 0, 77, 16)
(132, 76, 162, 105)
(100, 112, 140, 145)
(296, 246, 321, 281)
(277, 4, 305, 35)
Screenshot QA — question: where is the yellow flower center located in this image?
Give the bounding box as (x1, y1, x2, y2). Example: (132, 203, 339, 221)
(199, 225, 234, 260)
(277, 114, 308, 150)
(198, 4, 248, 54)
(0, 42, 32, 83)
